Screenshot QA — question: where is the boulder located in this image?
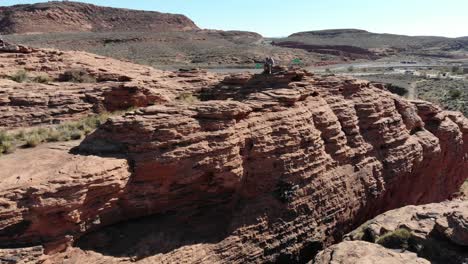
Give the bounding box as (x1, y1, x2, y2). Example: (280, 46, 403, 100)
(312, 241, 429, 264)
(346, 200, 468, 264)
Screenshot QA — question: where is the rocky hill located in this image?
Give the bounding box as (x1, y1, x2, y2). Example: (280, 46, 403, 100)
(0, 44, 466, 263)
(0, 2, 335, 68)
(4, 29, 323, 68)
(274, 29, 468, 58)
(0, 1, 198, 34)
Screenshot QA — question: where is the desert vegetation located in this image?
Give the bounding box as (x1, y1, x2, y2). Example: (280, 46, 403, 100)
(10, 69, 53, 83)
(3, 31, 322, 69)
(58, 69, 97, 83)
(0, 113, 111, 155)
(416, 79, 467, 115)
(362, 74, 468, 115)
(376, 228, 412, 249)
(9, 68, 98, 84)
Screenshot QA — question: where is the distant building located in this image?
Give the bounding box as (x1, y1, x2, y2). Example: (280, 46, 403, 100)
(394, 69, 407, 74)
(413, 71, 424, 77)
(451, 75, 466, 80)
(426, 73, 440, 79)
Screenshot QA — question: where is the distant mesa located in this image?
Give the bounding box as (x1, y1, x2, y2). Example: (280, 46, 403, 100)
(0, 1, 199, 34)
(289, 29, 370, 37)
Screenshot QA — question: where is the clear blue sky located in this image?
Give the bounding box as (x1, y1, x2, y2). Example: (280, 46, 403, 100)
(2, 0, 467, 37)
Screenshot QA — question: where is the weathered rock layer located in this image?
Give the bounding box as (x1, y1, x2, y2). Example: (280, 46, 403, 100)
(337, 200, 468, 264)
(0, 1, 199, 34)
(0, 46, 222, 129)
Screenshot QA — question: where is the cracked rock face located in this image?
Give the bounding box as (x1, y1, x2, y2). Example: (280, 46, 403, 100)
(0, 68, 467, 263)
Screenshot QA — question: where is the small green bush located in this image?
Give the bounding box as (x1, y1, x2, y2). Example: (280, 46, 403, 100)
(0, 140, 16, 154)
(58, 69, 96, 83)
(15, 130, 26, 141)
(347, 66, 355, 72)
(11, 70, 28, 83)
(0, 131, 15, 154)
(376, 228, 412, 249)
(24, 133, 43, 148)
(46, 129, 62, 142)
(387, 84, 409, 96)
(70, 130, 84, 140)
(32, 73, 52, 84)
(448, 89, 462, 99)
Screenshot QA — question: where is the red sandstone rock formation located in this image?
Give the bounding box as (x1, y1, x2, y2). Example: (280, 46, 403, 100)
(343, 200, 468, 264)
(0, 47, 222, 129)
(1, 68, 466, 263)
(0, 1, 199, 34)
(312, 241, 430, 264)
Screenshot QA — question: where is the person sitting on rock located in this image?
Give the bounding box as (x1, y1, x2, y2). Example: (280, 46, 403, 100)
(264, 57, 275, 75)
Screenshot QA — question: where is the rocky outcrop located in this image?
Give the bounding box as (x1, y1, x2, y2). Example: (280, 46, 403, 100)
(0, 69, 466, 263)
(0, 40, 36, 54)
(0, 1, 199, 34)
(345, 200, 468, 264)
(0, 47, 222, 129)
(0, 142, 130, 256)
(312, 241, 430, 264)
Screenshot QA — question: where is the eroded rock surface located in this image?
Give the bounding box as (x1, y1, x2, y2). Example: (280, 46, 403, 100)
(312, 241, 429, 264)
(0, 142, 131, 257)
(0, 46, 222, 129)
(0, 69, 467, 263)
(0, 1, 199, 34)
(345, 200, 468, 264)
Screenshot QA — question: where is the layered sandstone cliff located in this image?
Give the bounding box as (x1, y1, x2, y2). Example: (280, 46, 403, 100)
(1, 66, 466, 263)
(0, 44, 222, 129)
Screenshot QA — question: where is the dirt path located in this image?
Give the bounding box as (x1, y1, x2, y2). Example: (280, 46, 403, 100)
(408, 80, 425, 100)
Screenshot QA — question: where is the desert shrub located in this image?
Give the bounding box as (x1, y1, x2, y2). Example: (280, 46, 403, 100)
(0, 140, 16, 154)
(0, 112, 119, 155)
(82, 114, 109, 128)
(32, 73, 52, 84)
(59, 69, 96, 83)
(24, 133, 43, 148)
(376, 228, 412, 249)
(10, 70, 28, 83)
(347, 66, 355, 72)
(448, 89, 462, 99)
(325, 68, 332, 73)
(386, 84, 409, 96)
(46, 129, 62, 142)
(15, 130, 27, 141)
(451, 66, 461, 74)
(176, 93, 199, 104)
(70, 130, 84, 140)
(0, 131, 15, 154)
